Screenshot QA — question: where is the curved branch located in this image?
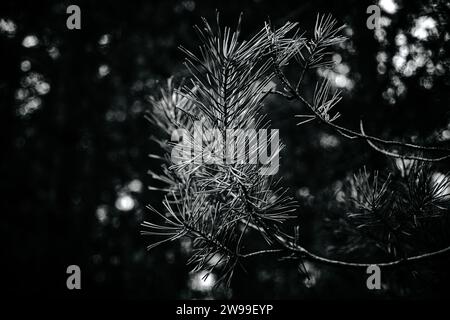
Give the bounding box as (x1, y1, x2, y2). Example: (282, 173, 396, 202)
(236, 182, 450, 268)
(281, 82, 450, 159)
(360, 121, 450, 162)
(246, 221, 450, 268)
(266, 31, 450, 160)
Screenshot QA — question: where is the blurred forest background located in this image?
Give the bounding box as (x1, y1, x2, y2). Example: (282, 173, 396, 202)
(1, 0, 449, 299)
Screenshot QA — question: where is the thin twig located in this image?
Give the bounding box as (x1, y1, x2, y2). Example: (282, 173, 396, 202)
(246, 222, 450, 268)
(269, 53, 450, 160)
(242, 249, 284, 258)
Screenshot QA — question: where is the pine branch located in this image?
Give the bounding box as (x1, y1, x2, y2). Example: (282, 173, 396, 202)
(142, 12, 450, 287)
(245, 220, 450, 268)
(270, 47, 450, 161)
(266, 14, 450, 161)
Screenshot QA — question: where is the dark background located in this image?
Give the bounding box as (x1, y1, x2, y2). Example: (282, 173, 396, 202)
(1, 0, 449, 299)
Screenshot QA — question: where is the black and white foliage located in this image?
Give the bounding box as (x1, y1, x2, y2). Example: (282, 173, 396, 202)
(142, 13, 450, 286)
